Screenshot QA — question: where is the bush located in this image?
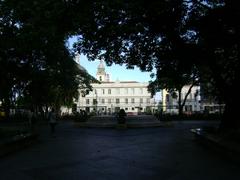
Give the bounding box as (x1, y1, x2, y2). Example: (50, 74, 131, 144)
(61, 112, 91, 122)
(117, 109, 126, 124)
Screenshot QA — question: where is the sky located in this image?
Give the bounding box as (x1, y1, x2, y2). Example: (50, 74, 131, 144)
(78, 55, 154, 82)
(67, 36, 154, 83)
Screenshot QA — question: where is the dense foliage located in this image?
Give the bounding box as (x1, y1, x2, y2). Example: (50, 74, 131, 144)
(0, 0, 96, 116)
(73, 0, 239, 129)
(0, 0, 239, 129)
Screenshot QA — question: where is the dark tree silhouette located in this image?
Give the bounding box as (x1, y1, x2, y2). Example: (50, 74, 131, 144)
(1, 0, 239, 130)
(0, 0, 96, 116)
(73, 0, 239, 130)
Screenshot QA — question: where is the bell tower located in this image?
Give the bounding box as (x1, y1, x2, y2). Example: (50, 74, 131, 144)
(96, 60, 107, 82)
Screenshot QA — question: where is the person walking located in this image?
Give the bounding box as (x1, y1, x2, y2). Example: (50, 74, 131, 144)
(48, 108, 57, 136)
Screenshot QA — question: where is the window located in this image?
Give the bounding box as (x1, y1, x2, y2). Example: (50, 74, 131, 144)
(108, 89, 111, 94)
(185, 105, 192, 112)
(93, 99, 97, 105)
(86, 99, 90, 104)
(189, 94, 192, 100)
(116, 88, 120, 94)
(166, 94, 170, 102)
(131, 98, 135, 103)
(125, 98, 128, 104)
(147, 98, 150, 103)
(132, 107, 135, 110)
(140, 98, 143, 103)
(99, 76, 102, 81)
(125, 108, 128, 110)
(140, 88, 143, 94)
(102, 99, 105, 104)
(102, 89, 105, 94)
(108, 99, 111, 104)
(125, 88, 128, 94)
(131, 88, 135, 94)
(116, 98, 120, 104)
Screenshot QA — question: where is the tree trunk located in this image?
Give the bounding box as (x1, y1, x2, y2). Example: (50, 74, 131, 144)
(220, 103, 238, 130)
(206, 52, 240, 131)
(219, 84, 240, 131)
(177, 84, 195, 116)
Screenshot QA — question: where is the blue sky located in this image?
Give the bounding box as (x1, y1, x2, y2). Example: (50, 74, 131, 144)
(78, 55, 153, 82)
(67, 36, 154, 82)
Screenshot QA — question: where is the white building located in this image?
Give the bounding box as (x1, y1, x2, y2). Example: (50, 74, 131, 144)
(76, 61, 155, 115)
(162, 85, 201, 114)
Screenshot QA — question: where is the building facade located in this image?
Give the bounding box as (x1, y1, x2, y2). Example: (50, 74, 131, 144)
(66, 60, 214, 115)
(76, 61, 155, 115)
(162, 85, 201, 114)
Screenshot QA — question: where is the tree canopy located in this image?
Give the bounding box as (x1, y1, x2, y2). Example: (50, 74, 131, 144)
(0, 0, 96, 115)
(0, 0, 239, 129)
(72, 0, 240, 129)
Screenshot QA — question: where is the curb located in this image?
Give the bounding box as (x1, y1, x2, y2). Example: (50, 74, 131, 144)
(74, 122, 173, 128)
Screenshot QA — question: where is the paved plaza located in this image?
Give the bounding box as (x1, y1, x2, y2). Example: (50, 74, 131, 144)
(0, 119, 239, 180)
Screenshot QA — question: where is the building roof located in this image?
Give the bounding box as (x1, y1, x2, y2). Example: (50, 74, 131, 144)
(120, 81, 139, 83)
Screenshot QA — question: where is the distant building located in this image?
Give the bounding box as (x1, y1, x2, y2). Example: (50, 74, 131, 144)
(199, 87, 225, 114)
(76, 60, 155, 115)
(62, 59, 222, 115)
(152, 84, 224, 115)
(162, 85, 201, 114)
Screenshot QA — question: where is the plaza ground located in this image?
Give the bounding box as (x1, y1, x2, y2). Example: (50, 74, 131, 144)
(0, 118, 239, 180)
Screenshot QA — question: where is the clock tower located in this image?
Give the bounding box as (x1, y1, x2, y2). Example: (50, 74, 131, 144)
(96, 60, 110, 82)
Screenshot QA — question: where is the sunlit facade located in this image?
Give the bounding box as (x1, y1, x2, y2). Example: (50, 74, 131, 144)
(162, 85, 201, 114)
(76, 61, 155, 115)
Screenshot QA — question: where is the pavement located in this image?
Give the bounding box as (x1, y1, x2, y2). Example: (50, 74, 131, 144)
(75, 115, 169, 128)
(0, 118, 239, 180)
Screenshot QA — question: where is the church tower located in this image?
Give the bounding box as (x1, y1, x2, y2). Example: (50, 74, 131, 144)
(96, 60, 110, 82)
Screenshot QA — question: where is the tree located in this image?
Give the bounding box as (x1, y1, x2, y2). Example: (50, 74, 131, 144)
(0, 0, 96, 117)
(189, 0, 240, 129)
(72, 0, 239, 130)
(1, 0, 239, 130)
(148, 63, 199, 115)
(73, 0, 199, 116)
(0, 0, 26, 116)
